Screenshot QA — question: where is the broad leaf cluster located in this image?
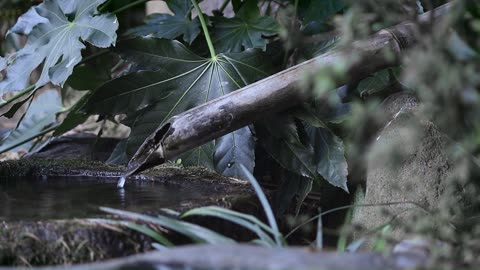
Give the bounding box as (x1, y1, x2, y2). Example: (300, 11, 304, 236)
(0, 0, 356, 200)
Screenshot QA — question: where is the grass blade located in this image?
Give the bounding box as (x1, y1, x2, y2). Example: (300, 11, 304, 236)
(240, 164, 284, 246)
(182, 206, 276, 246)
(101, 207, 235, 244)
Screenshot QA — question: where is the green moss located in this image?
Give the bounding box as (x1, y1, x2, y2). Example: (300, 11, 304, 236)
(0, 158, 122, 178)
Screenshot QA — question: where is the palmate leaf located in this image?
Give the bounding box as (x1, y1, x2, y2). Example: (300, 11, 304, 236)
(127, 0, 200, 44)
(0, 0, 118, 94)
(298, 0, 346, 24)
(259, 110, 348, 191)
(83, 38, 275, 177)
(0, 56, 5, 71)
(212, 0, 279, 53)
(256, 115, 318, 178)
(295, 107, 348, 191)
(0, 90, 62, 153)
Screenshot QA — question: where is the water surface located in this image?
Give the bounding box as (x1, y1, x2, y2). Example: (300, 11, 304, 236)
(0, 176, 209, 221)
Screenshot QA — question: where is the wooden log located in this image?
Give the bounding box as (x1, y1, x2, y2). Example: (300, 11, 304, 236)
(6, 244, 429, 270)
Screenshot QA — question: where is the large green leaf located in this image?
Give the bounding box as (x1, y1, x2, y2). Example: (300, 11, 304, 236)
(0, 90, 62, 152)
(212, 0, 279, 53)
(298, 0, 346, 24)
(214, 126, 255, 179)
(273, 170, 312, 216)
(256, 115, 317, 178)
(296, 108, 348, 191)
(0, 0, 118, 94)
(83, 38, 274, 174)
(127, 0, 200, 44)
(355, 69, 391, 97)
(0, 56, 5, 71)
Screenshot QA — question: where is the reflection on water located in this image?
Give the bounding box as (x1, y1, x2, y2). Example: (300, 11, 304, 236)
(0, 176, 208, 221)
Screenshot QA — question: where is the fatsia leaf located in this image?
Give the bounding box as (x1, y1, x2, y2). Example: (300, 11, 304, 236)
(214, 126, 255, 179)
(178, 140, 215, 168)
(127, 0, 200, 44)
(297, 108, 348, 191)
(298, 0, 346, 24)
(0, 90, 62, 153)
(83, 38, 275, 173)
(273, 169, 312, 216)
(66, 65, 111, 91)
(256, 115, 317, 178)
(306, 124, 348, 191)
(53, 92, 92, 136)
(0, 56, 6, 70)
(1, 93, 34, 119)
(106, 139, 129, 165)
(0, 0, 118, 94)
(355, 69, 391, 97)
(212, 0, 279, 53)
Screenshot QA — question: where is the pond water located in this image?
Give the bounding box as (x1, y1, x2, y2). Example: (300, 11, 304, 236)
(0, 176, 210, 221)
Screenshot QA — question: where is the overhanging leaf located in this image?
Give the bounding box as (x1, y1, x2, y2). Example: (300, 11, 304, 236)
(212, 0, 279, 53)
(0, 90, 62, 153)
(256, 115, 317, 178)
(297, 108, 348, 191)
(0, 56, 6, 70)
(214, 126, 255, 179)
(1, 92, 34, 119)
(306, 124, 348, 191)
(298, 0, 346, 24)
(0, 0, 118, 94)
(83, 38, 275, 175)
(355, 69, 391, 97)
(273, 169, 313, 216)
(127, 0, 200, 44)
(53, 92, 92, 136)
(66, 64, 112, 91)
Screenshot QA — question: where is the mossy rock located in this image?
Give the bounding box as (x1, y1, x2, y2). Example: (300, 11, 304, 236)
(352, 93, 453, 243)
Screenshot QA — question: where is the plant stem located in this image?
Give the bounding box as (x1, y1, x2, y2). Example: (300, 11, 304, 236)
(0, 84, 35, 110)
(191, 0, 217, 60)
(219, 0, 230, 13)
(111, 0, 149, 14)
(0, 123, 59, 154)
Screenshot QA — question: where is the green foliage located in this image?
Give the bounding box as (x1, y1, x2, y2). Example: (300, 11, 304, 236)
(182, 206, 280, 246)
(101, 207, 235, 244)
(127, 0, 201, 44)
(0, 0, 358, 205)
(104, 167, 285, 247)
(298, 0, 346, 24)
(212, 0, 279, 53)
(0, 90, 62, 152)
(0, 0, 118, 93)
(82, 38, 273, 176)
